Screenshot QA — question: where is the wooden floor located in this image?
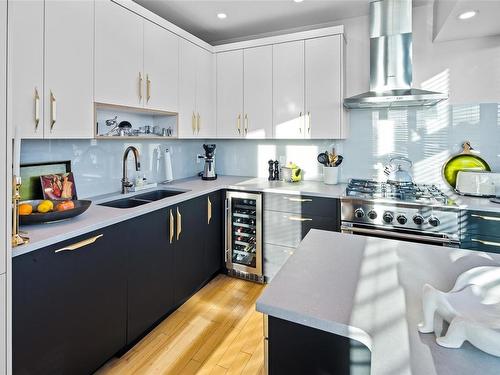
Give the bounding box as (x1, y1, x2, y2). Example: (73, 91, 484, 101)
(96, 275, 266, 375)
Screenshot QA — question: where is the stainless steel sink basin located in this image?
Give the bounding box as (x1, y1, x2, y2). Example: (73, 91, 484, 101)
(98, 189, 188, 209)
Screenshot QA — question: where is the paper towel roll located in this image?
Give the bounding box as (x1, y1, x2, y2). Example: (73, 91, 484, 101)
(164, 148, 173, 182)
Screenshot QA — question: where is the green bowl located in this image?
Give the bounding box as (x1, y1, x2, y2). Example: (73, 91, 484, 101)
(443, 155, 491, 188)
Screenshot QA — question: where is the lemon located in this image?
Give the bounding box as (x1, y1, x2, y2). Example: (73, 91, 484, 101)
(37, 200, 54, 213)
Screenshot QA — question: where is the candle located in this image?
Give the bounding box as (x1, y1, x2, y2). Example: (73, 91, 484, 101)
(13, 125, 21, 177)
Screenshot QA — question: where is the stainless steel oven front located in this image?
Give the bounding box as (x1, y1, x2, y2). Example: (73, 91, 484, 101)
(225, 191, 263, 283)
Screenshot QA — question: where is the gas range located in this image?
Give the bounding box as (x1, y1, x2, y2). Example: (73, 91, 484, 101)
(341, 179, 460, 246)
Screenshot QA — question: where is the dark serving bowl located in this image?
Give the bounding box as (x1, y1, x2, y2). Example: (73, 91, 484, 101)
(19, 200, 92, 225)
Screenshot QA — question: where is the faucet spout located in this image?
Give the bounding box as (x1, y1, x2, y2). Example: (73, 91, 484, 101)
(122, 146, 141, 194)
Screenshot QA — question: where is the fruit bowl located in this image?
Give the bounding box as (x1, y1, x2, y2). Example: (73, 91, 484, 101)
(19, 200, 92, 225)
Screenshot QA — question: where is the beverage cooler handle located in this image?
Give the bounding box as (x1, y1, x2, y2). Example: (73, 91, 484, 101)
(224, 198, 229, 262)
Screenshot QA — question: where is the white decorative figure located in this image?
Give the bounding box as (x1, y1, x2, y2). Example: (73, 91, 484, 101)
(418, 266, 500, 357)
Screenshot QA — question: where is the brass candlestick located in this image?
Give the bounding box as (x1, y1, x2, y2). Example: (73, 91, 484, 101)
(12, 175, 29, 247)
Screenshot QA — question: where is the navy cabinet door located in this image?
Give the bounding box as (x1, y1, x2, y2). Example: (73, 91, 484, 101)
(127, 208, 175, 345)
(13, 223, 128, 375)
(205, 191, 223, 278)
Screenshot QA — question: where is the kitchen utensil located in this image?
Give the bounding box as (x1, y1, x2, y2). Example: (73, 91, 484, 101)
(19, 200, 91, 225)
(385, 156, 413, 184)
(334, 155, 343, 167)
(455, 171, 499, 197)
(317, 153, 330, 167)
(443, 142, 491, 189)
(268, 160, 274, 181)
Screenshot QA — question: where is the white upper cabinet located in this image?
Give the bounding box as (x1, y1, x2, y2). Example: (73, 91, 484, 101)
(144, 21, 179, 112)
(195, 48, 216, 138)
(95, 0, 144, 108)
(216, 50, 244, 138)
(178, 40, 215, 138)
(44, 0, 94, 138)
(305, 35, 345, 139)
(8, 0, 44, 138)
(273, 41, 305, 139)
(243, 46, 273, 139)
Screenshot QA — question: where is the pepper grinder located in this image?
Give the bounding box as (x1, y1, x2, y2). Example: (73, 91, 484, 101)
(268, 160, 274, 181)
(273, 160, 280, 181)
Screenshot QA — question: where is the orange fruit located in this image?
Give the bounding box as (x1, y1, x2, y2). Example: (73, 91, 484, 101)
(19, 203, 33, 216)
(55, 201, 75, 212)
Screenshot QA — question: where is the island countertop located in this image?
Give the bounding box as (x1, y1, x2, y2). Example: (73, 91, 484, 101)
(256, 230, 500, 375)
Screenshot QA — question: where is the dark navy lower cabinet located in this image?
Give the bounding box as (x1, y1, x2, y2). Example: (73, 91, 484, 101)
(13, 221, 130, 375)
(460, 210, 500, 253)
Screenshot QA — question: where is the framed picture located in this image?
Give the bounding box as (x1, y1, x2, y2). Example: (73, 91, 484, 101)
(40, 172, 78, 200)
(20, 161, 72, 201)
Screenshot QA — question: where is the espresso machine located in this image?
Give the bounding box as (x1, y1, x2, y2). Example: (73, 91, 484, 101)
(198, 144, 217, 180)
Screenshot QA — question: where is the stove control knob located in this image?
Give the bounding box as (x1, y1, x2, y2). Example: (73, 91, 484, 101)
(383, 212, 394, 223)
(354, 208, 365, 219)
(367, 210, 378, 220)
(397, 215, 407, 225)
(413, 215, 424, 225)
(429, 216, 440, 227)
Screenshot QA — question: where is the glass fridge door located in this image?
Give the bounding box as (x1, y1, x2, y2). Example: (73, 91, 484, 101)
(231, 197, 257, 268)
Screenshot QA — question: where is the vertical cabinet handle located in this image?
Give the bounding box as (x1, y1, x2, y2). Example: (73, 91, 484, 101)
(169, 209, 174, 244)
(55, 234, 103, 253)
(207, 196, 212, 224)
(138, 72, 143, 100)
(176, 207, 182, 240)
(34, 88, 40, 131)
(146, 74, 151, 102)
(237, 114, 241, 135)
(197, 113, 201, 134)
(224, 198, 229, 262)
(299, 112, 303, 134)
(50, 91, 57, 131)
(244, 114, 248, 136)
(192, 112, 196, 134)
(307, 111, 311, 134)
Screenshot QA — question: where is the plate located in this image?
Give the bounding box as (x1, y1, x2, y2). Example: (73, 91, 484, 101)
(19, 200, 92, 225)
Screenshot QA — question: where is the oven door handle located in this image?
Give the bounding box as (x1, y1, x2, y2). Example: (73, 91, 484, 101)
(340, 225, 457, 245)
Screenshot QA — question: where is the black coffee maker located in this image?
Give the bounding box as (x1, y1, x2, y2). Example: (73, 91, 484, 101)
(198, 144, 217, 180)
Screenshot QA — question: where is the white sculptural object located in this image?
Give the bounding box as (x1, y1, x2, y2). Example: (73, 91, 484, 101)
(418, 266, 500, 357)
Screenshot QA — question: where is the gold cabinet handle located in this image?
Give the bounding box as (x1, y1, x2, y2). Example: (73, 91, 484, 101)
(192, 112, 196, 134)
(472, 238, 500, 247)
(197, 112, 200, 134)
(169, 209, 174, 244)
(176, 207, 182, 240)
(471, 214, 500, 222)
(284, 197, 312, 202)
(244, 114, 248, 136)
(138, 72, 143, 100)
(50, 91, 57, 131)
(207, 196, 212, 224)
(34, 88, 40, 131)
(237, 114, 241, 135)
(287, 215, 313, 222)
(307, 111, 311, 134)
(299, 112, 303, 134)
(146, 74, 151, 102)
(55, 234, 103, 253)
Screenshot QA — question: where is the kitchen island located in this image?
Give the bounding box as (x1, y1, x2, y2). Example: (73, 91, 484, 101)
(256, 230, 500, 375)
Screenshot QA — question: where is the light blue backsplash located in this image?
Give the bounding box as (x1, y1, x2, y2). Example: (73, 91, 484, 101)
(21, 102, 500, 197)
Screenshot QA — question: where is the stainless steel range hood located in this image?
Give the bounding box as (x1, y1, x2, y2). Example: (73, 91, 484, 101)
(344, 0, 447, 110)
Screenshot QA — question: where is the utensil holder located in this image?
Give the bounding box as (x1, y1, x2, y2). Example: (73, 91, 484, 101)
(323, 166, 339, 185)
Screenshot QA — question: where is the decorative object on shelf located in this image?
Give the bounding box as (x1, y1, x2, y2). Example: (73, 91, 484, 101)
(18, 199, 92, 225)
(281, 162, 302, 183)
(443, 141, 491, 189)
(418, 266, 500, 357)
(40, 172, 77, 200)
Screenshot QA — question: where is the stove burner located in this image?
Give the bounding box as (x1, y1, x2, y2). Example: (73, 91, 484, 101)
(346, 178, 454, 206)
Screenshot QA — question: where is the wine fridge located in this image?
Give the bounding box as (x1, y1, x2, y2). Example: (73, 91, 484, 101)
(225, 191, 263, 283)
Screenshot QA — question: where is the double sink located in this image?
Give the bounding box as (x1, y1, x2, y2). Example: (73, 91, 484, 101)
(99, 189, 187, 209)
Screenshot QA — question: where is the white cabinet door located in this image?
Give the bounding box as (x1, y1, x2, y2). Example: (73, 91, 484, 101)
(44, 0, 94, 139)
(95, 0, 143, 108)
(196, 48, 216, 138)
(305, 35, 343, 139)
(8, 0, 44, 138)
(273, 41, 305, 139)
(178, 39, 198, 138)
(243, 46, 273, 139)
(0, 0, 7, 276)
(144, 21, 179, 112)
(216, 50, 244, 138)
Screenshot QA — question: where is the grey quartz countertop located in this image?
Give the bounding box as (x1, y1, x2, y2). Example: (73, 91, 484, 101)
(14, 176, 346, 257)
(256, 230, 500, 375)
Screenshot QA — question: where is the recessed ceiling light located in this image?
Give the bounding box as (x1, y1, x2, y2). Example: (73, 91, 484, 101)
(293, 0, 304, 3)
(458, 10, 478, 20)
(217, 13, 227, 19)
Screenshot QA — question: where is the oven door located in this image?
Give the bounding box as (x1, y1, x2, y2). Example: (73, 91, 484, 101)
(341, 223, 460, 247)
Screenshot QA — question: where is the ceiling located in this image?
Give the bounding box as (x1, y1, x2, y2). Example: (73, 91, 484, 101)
(134, 0, 431, 45)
